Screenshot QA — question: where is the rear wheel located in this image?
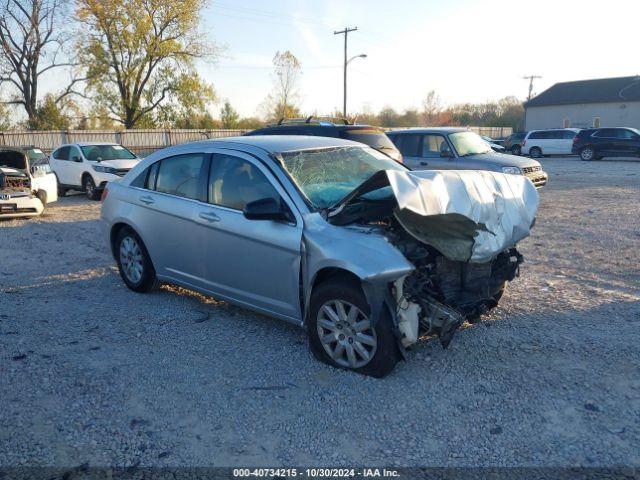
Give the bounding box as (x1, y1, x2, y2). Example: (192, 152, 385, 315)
(308, 279, 400, 378)
(580, 147, 595, 161)
(115, 227, 159, 293)
(83, 175, 100, 201)
(529, 147, 542, 158)
(511, 145, 522, 156)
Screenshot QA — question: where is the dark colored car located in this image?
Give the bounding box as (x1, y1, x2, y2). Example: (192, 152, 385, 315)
(386, 128, 548, 188)
(502, 132, 527, 155)
(572, 127, 640, 161)
(245, 118, 403, 163)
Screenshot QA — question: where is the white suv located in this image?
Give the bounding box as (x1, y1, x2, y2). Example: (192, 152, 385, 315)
(49, 143, 141, 200)
(521, 128, 580, 158)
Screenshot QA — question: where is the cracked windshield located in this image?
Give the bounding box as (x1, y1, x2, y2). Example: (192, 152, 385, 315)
(280, 146, 405, 209)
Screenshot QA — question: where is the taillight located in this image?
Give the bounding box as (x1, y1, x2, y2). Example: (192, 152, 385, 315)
(100, 186, 109, 202)
(521, 140, 526, 146)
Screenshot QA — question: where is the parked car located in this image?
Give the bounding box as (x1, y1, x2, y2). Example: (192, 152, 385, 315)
(0, 146, 57, 218)
(481, 135, 506, 152)
(245, 117, 403, 163)
(386, 128, 548, 188)
(502, 132, 527, 155)
(572, 127, 640, 161)
(101, 136, 539, 377)
(49, 143, 141, 200)
(521, 128, 580, 158)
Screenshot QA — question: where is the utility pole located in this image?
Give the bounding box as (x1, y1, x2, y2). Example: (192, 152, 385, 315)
(334, 27, 358, 117)
(523, 75, 542, 101)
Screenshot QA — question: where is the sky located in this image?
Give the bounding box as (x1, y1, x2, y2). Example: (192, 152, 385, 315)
(198, 0, 640, 118)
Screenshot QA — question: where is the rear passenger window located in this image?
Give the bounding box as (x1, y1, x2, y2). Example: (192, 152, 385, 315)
(208, 154, 279, 211)
(155, 154, 206, 201)
(54, 146, 70, 160)
(562, 130, 577, 139)
(393, 134, 420, 156)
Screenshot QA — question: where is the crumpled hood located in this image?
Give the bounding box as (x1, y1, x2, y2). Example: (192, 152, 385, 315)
(387, 169, 539, 263)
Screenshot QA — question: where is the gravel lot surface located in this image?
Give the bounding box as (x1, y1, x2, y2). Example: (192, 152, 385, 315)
(1, 157, 639, 468)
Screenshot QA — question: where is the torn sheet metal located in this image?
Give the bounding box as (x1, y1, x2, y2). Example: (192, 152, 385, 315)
(386, 169, 539, 263)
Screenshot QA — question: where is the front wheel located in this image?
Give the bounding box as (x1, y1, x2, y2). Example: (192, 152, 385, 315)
(308, 279, 400, 378)
(83, 175, 100, 201)
(511, 145, 522, 156)
(115, 227, 159, 293)
(580, 147, 595, 161)
(529, 147, 542, 158)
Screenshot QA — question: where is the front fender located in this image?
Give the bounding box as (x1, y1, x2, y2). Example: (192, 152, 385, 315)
(301, 213, 414, 325)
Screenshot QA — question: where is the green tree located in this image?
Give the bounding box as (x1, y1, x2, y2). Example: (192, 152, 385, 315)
(27, 94, 71, 130)
(77, 0, 217, 128)
(220, 100, 239, 128)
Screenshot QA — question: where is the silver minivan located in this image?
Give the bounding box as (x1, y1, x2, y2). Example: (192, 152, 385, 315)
(101, 136, 538, 377)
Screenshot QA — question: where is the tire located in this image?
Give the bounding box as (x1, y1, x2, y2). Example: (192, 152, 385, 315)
(55, 175, 67, 197)
(83, 175, 100, 201)
(308, 278, 400, 378)
(115, 227, 159, 293)
(511, 145, 521, 156)
(580, 147, 595, 161)
(529, 147, 542, 158)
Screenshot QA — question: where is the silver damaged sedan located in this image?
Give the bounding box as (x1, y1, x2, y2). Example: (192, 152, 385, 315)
(101, 136, 539, 377)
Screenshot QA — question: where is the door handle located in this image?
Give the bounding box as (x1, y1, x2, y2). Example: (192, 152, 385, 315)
(139, 195, 155, 205)
(420, 161, 429, 166)
(198, 211, 220, 223)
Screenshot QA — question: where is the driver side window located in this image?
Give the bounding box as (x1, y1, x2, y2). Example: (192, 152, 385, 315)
(69, 146, 82, 161)
(421, 134, 448, 158)
(208, 154, 280, 211)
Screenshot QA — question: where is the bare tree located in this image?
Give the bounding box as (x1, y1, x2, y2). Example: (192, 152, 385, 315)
(263, 50, 301, 120)
(0, 0, 82, 125)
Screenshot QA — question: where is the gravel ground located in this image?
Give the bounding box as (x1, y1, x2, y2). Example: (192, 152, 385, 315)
(1, 157, 639, 468)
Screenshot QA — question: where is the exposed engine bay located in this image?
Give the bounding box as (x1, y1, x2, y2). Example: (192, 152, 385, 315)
(0, 148, 58, 217)
(326, 168, 538, 351)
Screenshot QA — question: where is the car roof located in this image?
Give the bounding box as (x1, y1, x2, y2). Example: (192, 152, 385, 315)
(386, 127, 469, 135)
(67, 142, 121, 147)
(527, 128, 580, 133)
(168, 135, 363, 154)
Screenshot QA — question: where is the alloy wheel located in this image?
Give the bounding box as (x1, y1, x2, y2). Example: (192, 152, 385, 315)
(85, 178, 94, 198)
(581, 148, 594, 161)
(316, 300, 377, 369)
(119, 236, 144, 284)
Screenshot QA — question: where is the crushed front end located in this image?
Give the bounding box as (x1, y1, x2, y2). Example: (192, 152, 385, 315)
(328, 168, 538, 351)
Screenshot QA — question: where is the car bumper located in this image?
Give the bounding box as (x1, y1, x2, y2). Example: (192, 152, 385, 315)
(525, 171, 548, 188)
(0, 195, 44, 218)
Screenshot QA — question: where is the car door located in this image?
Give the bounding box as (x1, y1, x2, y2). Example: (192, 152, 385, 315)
(193, 150, 303, 320)
(547, 130, 563, 154)
(594, 129, 618, 155)
(129, 152, 209, 285)
(558, 130, 577, 154)
(67, 145, 85, 186)
(617, 129, 640, 156)
(419, 133, 453, 169)
(50, 146, 70, 184)
(391, 134, 421, 169)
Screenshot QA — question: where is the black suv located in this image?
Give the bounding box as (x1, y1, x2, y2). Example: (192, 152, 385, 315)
(245, 118, 403, 163)
(572, 127, 640, 161)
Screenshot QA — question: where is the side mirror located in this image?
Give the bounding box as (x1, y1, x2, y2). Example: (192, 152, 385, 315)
(72, 156, 82, 162)
(440, 147, 454, 158)
(243, 197, 292, 223)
